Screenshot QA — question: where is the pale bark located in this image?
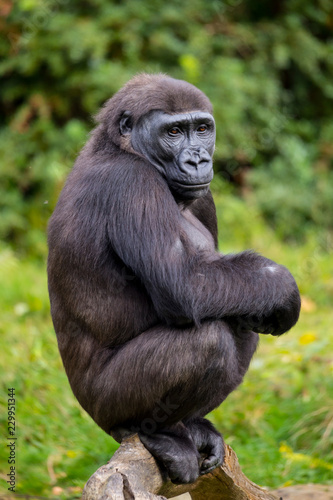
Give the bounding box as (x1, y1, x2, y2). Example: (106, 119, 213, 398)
(82, 434, 279, 500)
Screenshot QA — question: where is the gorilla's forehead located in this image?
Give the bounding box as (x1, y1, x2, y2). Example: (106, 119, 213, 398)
(163, 111, 214, 124)
(142, 109, 215, 128)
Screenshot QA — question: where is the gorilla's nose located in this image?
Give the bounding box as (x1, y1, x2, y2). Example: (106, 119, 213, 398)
(179, 147, 211, 173)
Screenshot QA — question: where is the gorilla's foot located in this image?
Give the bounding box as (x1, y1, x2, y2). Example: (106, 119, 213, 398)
(138, 424, 200, 484)
(186, 417, 224, 475)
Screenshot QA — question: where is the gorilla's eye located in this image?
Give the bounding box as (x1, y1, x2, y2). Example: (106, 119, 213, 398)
(197, 125, 208, 133)
(168, 127, 181, 136)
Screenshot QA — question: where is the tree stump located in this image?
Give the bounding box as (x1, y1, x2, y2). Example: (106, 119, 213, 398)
(81, 434, 279, 500)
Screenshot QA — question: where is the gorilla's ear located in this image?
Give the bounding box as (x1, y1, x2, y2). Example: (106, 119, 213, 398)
(119, 111, 133, 136)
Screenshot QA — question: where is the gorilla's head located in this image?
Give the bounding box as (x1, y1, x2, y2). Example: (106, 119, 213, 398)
(97, 74, 216, 199)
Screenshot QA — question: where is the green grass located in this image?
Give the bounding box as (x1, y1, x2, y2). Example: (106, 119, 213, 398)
(0, 189, 332, 496)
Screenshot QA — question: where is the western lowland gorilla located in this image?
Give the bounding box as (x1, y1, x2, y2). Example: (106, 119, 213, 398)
(47, 73, 301, 484)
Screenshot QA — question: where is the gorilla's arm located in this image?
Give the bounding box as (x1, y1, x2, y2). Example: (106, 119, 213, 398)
(107, 156, 300, 335)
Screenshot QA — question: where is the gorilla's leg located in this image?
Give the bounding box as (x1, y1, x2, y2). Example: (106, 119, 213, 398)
(183, 329, 258, 475)
(60, 321, 258, 484)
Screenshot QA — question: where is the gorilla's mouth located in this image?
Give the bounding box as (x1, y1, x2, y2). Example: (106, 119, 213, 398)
(171, 180, 211, 199)
(173, 180, 211, 191)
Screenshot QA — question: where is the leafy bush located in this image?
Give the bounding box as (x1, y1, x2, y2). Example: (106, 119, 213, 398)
(1, 0, 333, 252)
(250, 136, 333, 240)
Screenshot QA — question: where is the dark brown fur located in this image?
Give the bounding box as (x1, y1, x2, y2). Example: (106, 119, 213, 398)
(47, 74, 300, 484)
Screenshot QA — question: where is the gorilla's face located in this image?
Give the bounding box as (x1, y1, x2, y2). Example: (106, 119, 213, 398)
(120, 110, 216, 199)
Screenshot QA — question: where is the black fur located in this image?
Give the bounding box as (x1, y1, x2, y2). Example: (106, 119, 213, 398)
(47, 73, 301, 484)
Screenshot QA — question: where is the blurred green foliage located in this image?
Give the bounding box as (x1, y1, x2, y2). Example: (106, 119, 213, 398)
(1, 0, 333, 253)
(0, 1, 333, 497)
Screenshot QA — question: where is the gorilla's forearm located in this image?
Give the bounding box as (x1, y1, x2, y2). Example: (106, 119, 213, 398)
(145, 250, 300, 335)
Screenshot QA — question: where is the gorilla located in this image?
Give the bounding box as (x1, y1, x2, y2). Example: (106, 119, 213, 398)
(47, 73, 301, 484)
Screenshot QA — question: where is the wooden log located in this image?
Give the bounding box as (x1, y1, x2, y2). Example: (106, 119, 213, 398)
(82, 434, 279, 500)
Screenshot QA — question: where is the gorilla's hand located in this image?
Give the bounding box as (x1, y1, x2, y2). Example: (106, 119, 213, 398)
(258, 263, 301, 335)
(225, 256, 301, 336)
(236, 305, 299, 336)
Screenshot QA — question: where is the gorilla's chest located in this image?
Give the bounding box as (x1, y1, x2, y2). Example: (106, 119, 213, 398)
(180, 208, 215, 253)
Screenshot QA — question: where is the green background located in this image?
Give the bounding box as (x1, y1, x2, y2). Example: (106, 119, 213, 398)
(0, 0, 332, 497)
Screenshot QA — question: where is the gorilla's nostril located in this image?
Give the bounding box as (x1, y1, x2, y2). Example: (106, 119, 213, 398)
(198, 158, 209, 166)
(186, 159, 198, 168)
